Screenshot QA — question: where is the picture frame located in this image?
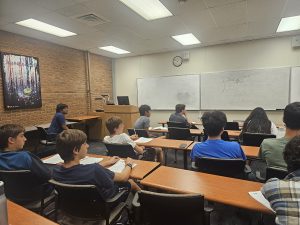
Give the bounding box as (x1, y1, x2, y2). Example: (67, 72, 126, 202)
(0, 52, 42, 109)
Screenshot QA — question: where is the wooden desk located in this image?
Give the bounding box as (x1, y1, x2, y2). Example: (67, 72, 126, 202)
(67, 115, 102, 140)
(150, 128, 241, 138)
(158, 121, 202, 127)
(136, 138, 193, 169)
(141, 166, 271, 214)
(56, 154, 160, 180)
(8, 200, 58, 225)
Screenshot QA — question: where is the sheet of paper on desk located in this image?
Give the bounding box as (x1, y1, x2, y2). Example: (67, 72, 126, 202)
(108, 160, 137, 173)
(249, 191, 275, 212)
(42, 154, 63, 164)
(134, 137, 153, 143)
(80, 156, 103, 165)
(152, 126, 168, 130)
(43, 154, 103, 165)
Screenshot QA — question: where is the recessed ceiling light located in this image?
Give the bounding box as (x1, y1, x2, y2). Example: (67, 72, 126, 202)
(119, 0, 172, 21)
(16, 18, 76, 37)
(99, 46, 130, 54)
(277, 15, 300, 33)
(172, 33, 201, 46)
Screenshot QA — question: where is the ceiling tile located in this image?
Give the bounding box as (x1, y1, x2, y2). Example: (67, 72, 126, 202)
(30, 0, 75, 11)
(55, 3, 91, 17)
(247, 0, 287, 22)
(210, 1, 247, 27)
(203, 0, 245, 8)
(283, 0, 300, 17)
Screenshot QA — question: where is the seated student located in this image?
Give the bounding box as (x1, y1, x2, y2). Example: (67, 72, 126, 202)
(260, 102, 300, 170)
(169, 104, 197, 129)
(239, 107, 278, 140)
(0, 124, 53, 203)
(262, 135, 300, 224)
(104, 116, 163, 162)
(190, 111, 246, 162)
(53, 129, 141, 202)
(47, 103, 69, 136)
(134, 104, 151, 130)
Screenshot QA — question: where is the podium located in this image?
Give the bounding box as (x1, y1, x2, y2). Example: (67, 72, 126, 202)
(101, 105, 139, 138)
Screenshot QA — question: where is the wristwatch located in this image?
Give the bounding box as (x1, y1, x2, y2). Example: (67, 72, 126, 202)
(126, 163, 133, 169)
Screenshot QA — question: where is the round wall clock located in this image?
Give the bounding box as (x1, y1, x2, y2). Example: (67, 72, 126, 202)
(172, 56, 183, 67)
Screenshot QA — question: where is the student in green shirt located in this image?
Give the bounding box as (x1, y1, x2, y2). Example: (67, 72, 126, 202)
(259, 102, 300, 169)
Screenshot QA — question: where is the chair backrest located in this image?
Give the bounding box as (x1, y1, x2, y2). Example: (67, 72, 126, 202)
(167, 121, 188, 128)
(127, 129, 149, 138)
(195, 157, 246, 179)
(242, 132, 276, 147)
(49, 179, 105, 219)
(36, 127, 48, 140)
(202, 130, 229, 141)
(0, 170, 46, 204)
(104, 143, 138, 159)
(138, 190, 205, 225)
(266, 167, 288, 180)
(167, 127, 192, 140)
(224, 122, 240, 130)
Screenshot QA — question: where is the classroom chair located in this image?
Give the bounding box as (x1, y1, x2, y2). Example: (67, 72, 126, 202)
(127, 128, 149, 138)
(224, 122, 240, 131)
(194, 157, 250, 179)
(167, 121, 189, 128)
(166, 127, 193, 164)
(133, 190, 211, 225)
(0, 170, 55, 216)
(242, 133, 276, 147)
(104, 143, 138, 159)
(35, 126, 56, 158)
(49, 179, 128, 225)
(256, 166, 288, 182)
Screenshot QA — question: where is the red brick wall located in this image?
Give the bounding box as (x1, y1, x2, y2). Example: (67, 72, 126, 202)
(0, 31, 112, 126)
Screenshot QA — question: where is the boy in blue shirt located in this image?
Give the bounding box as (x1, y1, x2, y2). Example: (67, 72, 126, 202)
(0, 124, 53, 203)
(190, 111, 246, 161)
(48, 103, 69, 135)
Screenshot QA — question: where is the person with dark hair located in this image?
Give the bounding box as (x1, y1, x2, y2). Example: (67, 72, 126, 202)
(190, 111, 246, 162)
(0, 124, 53, 203)
(240, 107, 278, 140)
(262, 136, 300, 224)
(53, 129, 140, 203)
(104, 116, 162, 162)
(48, 103, 69, 135)
(134, 104, 151, 130)
(260, 102, 300, 169)
(169, 104, 191, 127)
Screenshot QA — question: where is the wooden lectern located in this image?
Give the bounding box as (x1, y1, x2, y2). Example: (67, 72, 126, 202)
(101, 105, 139, 139)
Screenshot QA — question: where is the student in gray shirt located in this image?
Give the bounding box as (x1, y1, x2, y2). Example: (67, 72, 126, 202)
(134, 105, 151, 130)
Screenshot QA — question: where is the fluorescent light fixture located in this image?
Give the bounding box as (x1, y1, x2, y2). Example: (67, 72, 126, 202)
(277, 15, 300, 32)
(172, 33, 201, 46)
(99, 46, 130, 54)
(16, 18, 77, 37)
(119, 0, 172, 21)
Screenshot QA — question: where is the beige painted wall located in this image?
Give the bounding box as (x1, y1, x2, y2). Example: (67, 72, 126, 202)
(114, 36, 300, 127)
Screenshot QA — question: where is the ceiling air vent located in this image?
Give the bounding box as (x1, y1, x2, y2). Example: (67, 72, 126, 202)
(76, 14, 109, 26)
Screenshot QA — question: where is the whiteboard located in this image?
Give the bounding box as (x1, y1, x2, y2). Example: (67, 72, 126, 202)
(291, 67, 300, 103)
(137, 75, 200, 110)
(201, 68, 290, 110)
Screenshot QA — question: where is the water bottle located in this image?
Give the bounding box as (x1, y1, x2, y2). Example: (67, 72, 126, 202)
(0, 181, 8, 225)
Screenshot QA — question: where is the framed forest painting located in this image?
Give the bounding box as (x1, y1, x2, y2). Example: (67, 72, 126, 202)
(1, 52, 42, 109)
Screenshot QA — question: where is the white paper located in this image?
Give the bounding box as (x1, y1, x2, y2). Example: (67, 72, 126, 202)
(134, 137, 153, 143)
(151, 126, 168, 130)
(108, 160, 137, 173)
(43, 154, 103, 165)
(80, 156, 103, 165)
(249, 191, 275, 212)
(42, 154, 63, 164)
